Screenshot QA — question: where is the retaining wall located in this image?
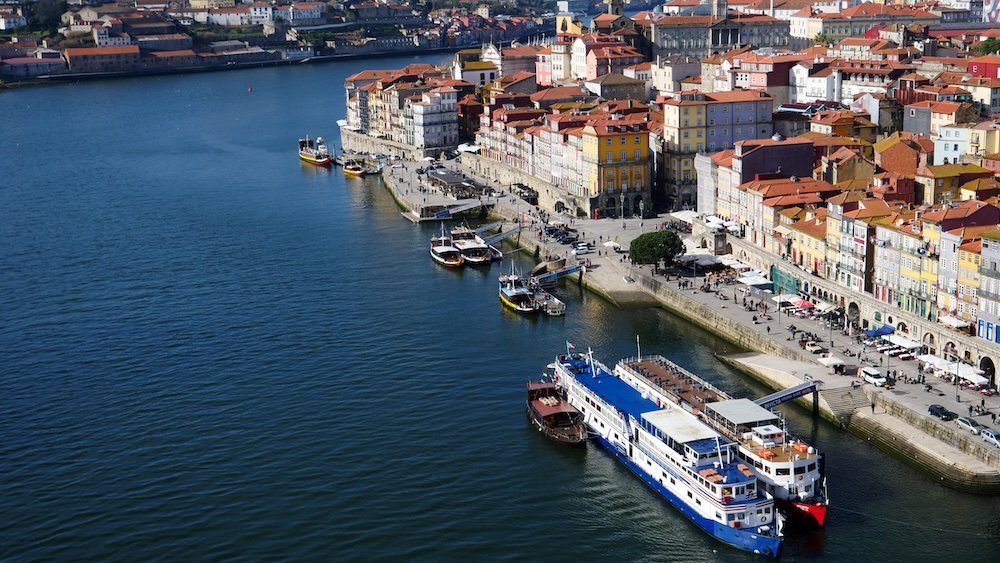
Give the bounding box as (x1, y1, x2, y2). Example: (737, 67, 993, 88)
(339, 129, 427, 161)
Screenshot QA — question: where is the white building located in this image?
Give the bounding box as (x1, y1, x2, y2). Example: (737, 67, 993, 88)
(790, 61, 839, 103)
(411, 86, 459, 149)
(93, 26, 132, 47)
(207, 7, 252, 26)
(934, 123, 974, 165)
(0, 11, 26, 30)
(249, 2, 273, 24)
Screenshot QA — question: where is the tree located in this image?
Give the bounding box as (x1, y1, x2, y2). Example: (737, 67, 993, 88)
(976, 39, 1000, 56)
(27, 0, 67, 36)
(629, 230, 684, 273)
(813, 33, 834, 47)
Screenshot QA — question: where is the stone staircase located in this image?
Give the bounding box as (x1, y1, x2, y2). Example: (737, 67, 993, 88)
(820, 387, 872, 425)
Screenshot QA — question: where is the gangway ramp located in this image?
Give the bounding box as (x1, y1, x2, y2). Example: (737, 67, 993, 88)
(474, 221, 504, 235)
(482, 226, 520, 246)
(433, 200, 483, 219)
(531, 264, 582, 286)
(754, 380, 820, 411)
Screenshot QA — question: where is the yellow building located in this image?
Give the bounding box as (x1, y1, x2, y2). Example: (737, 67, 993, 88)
(579, 119, 650, 219)
(915, 164, 992, 205)
(789, 209, 828, 276)
(957, 238, 982, 324)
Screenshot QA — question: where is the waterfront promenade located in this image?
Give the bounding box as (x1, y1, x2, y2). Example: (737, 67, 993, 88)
(379, 158, 1000, 489)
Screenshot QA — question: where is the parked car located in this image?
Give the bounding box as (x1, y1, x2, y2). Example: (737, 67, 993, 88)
(571, 246, 593, 256)
(804, 341, 825, 354)
(982, 428, 1000, 447)
(859, 366, 887, 386)
(928, 404, 957, 421)
(956, 417, 984, 434)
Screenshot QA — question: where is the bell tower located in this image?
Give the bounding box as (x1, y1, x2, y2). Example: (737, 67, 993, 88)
(711, 0, 728, 18)
(609, 0, 624, 17)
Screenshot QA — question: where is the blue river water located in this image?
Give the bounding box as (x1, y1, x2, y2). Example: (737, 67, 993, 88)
(2, 58, 1000, 561)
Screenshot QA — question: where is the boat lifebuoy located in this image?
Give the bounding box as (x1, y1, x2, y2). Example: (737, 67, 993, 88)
(798, 475, 803, 481)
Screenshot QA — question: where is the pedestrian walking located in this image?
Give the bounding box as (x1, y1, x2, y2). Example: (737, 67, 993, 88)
(870, 402, 875, 414)
(982, 398, 986, 408)
(766, 326, 771, 334)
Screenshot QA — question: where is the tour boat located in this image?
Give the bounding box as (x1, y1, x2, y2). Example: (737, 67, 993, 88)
(429, 225, 464, 267)
(298, 135, 331, 165)
(450, 224, 493, 265)
(526, 380, 587, 446)
(498, 264, 538, 313)
(343, 161, 366, 176)
(613, 356, 829, 528)
(552, 351, 783, 557)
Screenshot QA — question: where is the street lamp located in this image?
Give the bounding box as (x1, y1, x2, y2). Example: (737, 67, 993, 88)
(953, 352, 961, 403)
(829, 312, 834, 349)
(620, 192, 626, 230)
(639, 199, 645, 228)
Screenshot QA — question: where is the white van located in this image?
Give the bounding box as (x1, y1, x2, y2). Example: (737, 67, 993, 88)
(859, 367, 887, 386)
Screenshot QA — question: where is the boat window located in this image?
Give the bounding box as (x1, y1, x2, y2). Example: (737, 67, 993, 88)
(696, 498, 701, 505)
(687, 491, 693, 498)
(804, 484, 811, 493)
(727, 513, 736, 522)
(670, 477, 676, 485)
(776, 468, 790, 476)
(794, 466, 806, 475)
(807, 462, 816, 472)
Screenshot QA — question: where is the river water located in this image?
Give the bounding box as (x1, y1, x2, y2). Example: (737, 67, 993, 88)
(2, 57, 999, 561)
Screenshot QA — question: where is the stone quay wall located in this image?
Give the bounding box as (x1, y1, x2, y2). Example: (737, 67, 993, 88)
(339, 128, 426, 161)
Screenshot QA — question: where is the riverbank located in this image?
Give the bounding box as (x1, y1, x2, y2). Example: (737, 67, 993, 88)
(0, 44, 465, 89)
(376, 155, 1000, 492)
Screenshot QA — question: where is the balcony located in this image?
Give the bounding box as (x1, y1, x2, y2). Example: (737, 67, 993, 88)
(980, 266, 1000, 279)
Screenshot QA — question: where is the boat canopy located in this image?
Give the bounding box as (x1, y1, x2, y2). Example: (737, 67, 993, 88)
(705, 398, 778, 427)
(532, 401, 580, 418)
(642, 408, 720, 444)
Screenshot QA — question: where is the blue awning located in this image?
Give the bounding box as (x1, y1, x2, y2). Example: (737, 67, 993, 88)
(865, 323, 895, 338)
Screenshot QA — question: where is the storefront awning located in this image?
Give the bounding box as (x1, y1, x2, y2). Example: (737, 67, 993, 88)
(886, 334, 921, 350)
(817, 356, 845, 367)
(938, 314, 970, 329)
(774, 225, 792, 236)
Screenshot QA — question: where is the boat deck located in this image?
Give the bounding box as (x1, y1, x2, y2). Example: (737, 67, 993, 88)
(624, 358, 729, 414)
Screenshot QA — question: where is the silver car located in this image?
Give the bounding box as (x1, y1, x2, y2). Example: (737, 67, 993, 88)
(982, 428, 1000, 447)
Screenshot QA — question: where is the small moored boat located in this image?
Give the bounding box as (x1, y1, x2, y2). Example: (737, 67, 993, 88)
(450, 224, 492, 265)
(299, 135, 331, 165)
(343, 161, 366, 176)
(430, 224, 464, 267)
(526, 381, 587, 445)
(499, 264, 538, 313)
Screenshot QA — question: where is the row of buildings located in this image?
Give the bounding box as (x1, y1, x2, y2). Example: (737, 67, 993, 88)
(338, 1, 1000, 367)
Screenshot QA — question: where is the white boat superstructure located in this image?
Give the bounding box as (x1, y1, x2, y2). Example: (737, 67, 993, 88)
(450, 225, 493, 265)
(613, 356, 828, 526)
(553, 352, 782, 557)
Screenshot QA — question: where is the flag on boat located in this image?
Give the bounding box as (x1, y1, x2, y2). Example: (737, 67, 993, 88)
(566, 341, 576, 350)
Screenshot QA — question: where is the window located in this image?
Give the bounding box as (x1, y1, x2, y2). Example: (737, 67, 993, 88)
(620, 136, 626, 145)
(606, 138, 612, 146)
(634, 135, 641, 143)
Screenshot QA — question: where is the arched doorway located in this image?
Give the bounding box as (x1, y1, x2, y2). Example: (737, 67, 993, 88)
(605, 196, 618, 217)
(848, 302, 860, 325)
(944, 341, 958, 359)
(897, 322, 908, 334)
(923, 333, 936, 355)
(981, 357, 996, 388)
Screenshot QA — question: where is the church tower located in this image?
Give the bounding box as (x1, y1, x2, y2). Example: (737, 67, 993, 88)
(608, 0, 623, 17)
(711, 0, 727, 18)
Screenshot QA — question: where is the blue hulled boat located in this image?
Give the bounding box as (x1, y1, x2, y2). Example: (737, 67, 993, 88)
(552, 351, 783, 557)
